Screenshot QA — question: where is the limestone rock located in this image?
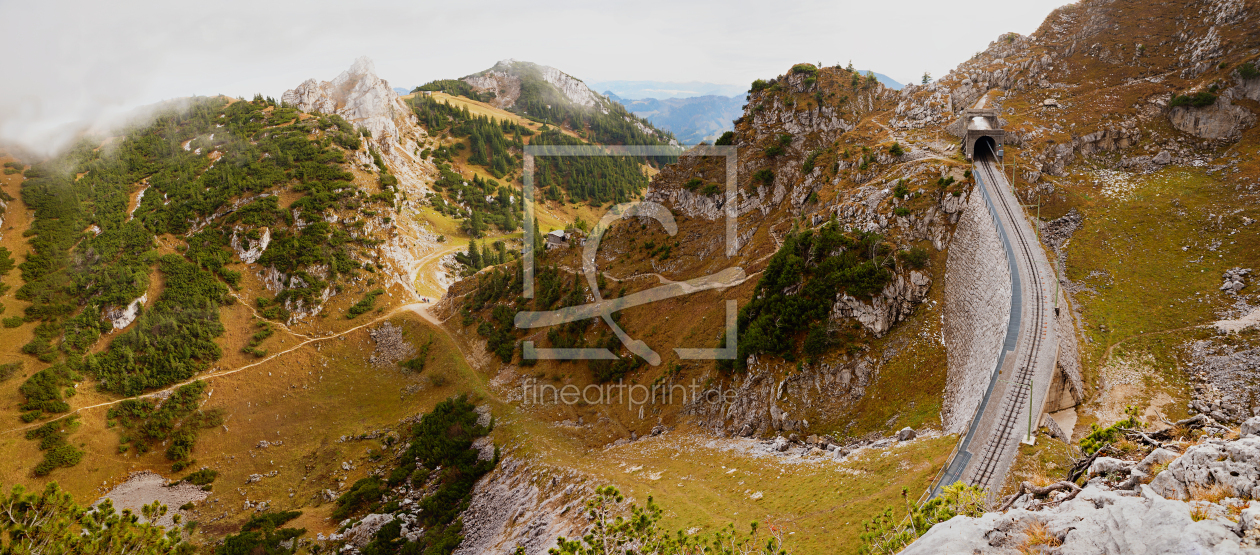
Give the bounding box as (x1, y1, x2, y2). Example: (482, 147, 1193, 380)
(230, 226, 270, 264)
(903, 483, 1252, 554)
(1149, 436, 1260, 500)
(1243, 417, 1260, 437)
(282, 57, 409, 147)
(453, 456, 589, 555)
(1134, 448, 1181, 474)
(830, 270, 931, 337)
(106, 294, 148, 330)
(1088, 456, 1133, 477)
(343, 513, 395, 547)
(1168, 92, 1256, 140)
(463, 59, 605, 111)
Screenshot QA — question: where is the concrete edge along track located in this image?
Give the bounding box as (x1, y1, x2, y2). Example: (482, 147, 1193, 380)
(933, 140, 1060, 499)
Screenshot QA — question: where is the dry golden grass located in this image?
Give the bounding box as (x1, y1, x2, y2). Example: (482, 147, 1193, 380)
(1018, 520, 1062, 554)
(1189, 484, 1231, 504)
(1190, 504, 1211, 522)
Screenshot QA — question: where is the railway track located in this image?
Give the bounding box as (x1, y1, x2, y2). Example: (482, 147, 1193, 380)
(967, 146, 1049, 490)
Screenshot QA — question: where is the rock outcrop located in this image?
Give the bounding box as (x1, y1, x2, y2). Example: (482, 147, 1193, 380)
(830, 270, 931, 337)
(903, 483, 1258, 554)
(106, 294, 148, 330)
(282, 57, 410, 149)
(281, 57, 444, 300)
(453, 456, 590, 555)
(905, 434, 1260, 553)
(1168, 91, 1257, 140)
(230, 226, 270, 264)
(1150, 435, 1260, 500)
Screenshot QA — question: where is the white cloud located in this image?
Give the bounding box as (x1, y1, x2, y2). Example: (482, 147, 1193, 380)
(0, 0, 1069, 156)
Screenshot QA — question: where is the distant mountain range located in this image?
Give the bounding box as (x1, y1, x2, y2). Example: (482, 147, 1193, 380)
(589, 80, 746, 100)
(604, 92, 743, 145)
(857, 71, 904, 90)
(406, 66, 903, 146)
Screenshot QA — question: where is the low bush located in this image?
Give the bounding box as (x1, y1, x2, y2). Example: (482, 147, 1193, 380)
(217, 511, 305, 555)
(183, 468, 218, 486)
(347, 289, 385, 319)
(1240, 61, 1260, 80)
(752, 168, 774, 187)
(791, 63, 818, 75)
(898, 247, 929, 269)
(1080, 407, 1141, 454)
(0, 361, 21, 382)
(1169, 91, 1217, 108)
(25, 416, 84, 476)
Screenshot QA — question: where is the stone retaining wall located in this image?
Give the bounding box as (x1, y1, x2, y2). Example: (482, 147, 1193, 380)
(941, 186, 1013, 434)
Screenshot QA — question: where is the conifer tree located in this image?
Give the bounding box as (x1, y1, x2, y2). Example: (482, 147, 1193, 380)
(468, 240, 482, 269)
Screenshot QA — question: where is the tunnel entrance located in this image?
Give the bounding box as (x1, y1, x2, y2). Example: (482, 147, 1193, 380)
(961, 108, 1004, 160)
(975, 136, 998, 159)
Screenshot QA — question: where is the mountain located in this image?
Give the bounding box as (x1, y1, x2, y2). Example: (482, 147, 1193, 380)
(604, 91, 743, 144)
(588, 79, 746, 99)
(2, 1, 1259, 554)
(857, 70, 903, 90)
(414, 59, 679, 148)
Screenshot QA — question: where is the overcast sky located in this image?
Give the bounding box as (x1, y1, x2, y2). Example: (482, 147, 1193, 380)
(0, 0, 1069, 156)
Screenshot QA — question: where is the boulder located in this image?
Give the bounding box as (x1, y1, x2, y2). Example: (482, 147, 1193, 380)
(1149, 436, 1260, 500)
(1088, 456, 1133, 477)
(1241, 505, 1259, 533)
(771, 437, 790, 452)
(896, 427, 917, 441)
(1134, 448, 1180, 474)
(343, 514, 395, 547)
(1243, 416, 1260, 437)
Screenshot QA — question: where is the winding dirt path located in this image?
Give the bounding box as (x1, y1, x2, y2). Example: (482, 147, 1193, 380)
(0, 301, 428, 437)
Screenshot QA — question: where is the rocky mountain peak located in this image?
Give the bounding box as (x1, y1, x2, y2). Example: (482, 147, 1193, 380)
(464, 59, 606, 110)
(282, 56, 410, 148)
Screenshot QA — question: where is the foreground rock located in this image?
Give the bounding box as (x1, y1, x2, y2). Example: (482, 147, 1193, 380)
(903, 483, 1258, 553)
(903, 434, 1260, 553)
